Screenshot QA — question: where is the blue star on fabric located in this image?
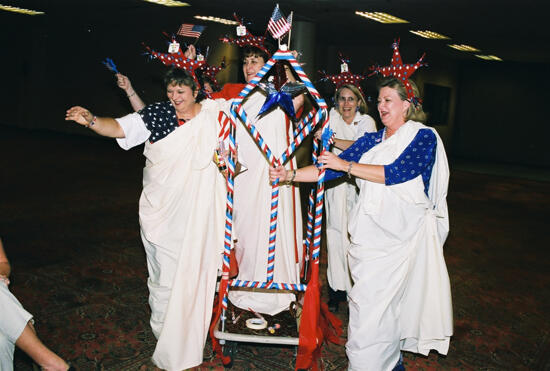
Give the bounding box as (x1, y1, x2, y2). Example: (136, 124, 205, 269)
(257, 81, 305, 120)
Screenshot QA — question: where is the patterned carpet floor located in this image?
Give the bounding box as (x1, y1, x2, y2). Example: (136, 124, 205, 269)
(1, 126, 549, 370)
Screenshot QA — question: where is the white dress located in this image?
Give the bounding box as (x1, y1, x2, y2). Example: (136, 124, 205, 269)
(227, 90, 304, 315)
(116, 99, 227, 371)
(346, 121, 453, 370)
(325, 108, 376, 292)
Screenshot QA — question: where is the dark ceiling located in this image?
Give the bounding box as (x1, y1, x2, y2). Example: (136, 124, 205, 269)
(1, 0, 549, 65)
(193, 0, 550, 64)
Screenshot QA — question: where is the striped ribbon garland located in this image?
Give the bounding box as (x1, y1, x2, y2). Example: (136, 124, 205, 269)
(219, 111, 238, 312)
(311, 115, 331, 263)
(229, 279, 307, 291)
(217, 49, 330, 316)
(292, 109, 315, 139)
(304, 191, 314, 254)
(280, 109, 322, 165)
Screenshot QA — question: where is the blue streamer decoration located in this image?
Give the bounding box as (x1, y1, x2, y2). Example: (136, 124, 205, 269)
(102, 58, 119, 74)
(321, 127, 334, 152)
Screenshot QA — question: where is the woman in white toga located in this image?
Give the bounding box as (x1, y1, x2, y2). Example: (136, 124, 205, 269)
(65, 68, 227, 371)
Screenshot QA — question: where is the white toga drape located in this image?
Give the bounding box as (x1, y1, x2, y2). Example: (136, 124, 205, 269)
(116, 99, 226, 371)
(346, 121, 453, 371)
(325, 108, 376, 292)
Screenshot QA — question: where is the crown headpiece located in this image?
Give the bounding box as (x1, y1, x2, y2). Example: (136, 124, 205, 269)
(143, 34, 205, 88)
(370, 39, 426, 104)
(320, 53, 366, 97)
(220, 14, 271, 57)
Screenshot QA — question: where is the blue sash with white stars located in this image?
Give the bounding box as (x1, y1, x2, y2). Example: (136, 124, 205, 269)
(138, 102, 179, 143)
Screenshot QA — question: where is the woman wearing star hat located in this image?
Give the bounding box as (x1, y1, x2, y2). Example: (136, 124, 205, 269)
(271, 54, 453, 369)
(65, 66, 228, 371)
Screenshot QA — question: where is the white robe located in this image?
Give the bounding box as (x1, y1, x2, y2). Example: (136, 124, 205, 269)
(228, 90, 303, 316)
(346, 121, 453, 371)
(117, 99, 227, 371)
(325, 108, 376, 292)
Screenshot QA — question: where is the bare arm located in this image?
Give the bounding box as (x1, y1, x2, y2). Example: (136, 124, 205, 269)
(116, 74, 146, 111)
(65, 106, 125, 138)
(269, 164, 320, 183)
(318, 151, 385, 183)
(284, 59, 306, 114)
(0, 238, 11, 280)
(313, 130, 354, 151)
(332, 138, 354, 151)
(269, 151, 385, 184)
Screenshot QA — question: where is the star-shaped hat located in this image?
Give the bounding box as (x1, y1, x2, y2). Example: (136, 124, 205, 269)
(143, 34, 205, 88)
(220, 14, 271, 57)
(320, 53, 366, 96)
(370, 39, 426, 104)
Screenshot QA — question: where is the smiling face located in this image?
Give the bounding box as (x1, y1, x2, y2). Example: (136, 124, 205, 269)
(242, 54, 265, 83)
(377, 86, 410, 130)
(337, 87, 360, 124)
(166, 83, 197, 113)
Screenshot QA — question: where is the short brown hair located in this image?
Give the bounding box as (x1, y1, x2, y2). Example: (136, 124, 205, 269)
(241, 45, 271, 64)
(163, 68, 197, 92)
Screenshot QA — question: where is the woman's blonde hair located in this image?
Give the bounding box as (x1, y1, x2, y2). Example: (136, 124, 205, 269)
(378, 77, 426, 122)
(334, 84, 368, 115)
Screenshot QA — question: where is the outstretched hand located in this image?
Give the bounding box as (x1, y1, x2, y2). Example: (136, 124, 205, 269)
(317, 150, 347, 172)
(269, 165, 288, 184)
(65, 106, 93, 127)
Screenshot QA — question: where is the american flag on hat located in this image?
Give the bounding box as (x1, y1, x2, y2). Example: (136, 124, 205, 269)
(177, 24, 206, 38)
(267, 4, 291, 39)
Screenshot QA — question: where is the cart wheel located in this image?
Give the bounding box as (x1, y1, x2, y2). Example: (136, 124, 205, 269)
(222, 340, 237, 368)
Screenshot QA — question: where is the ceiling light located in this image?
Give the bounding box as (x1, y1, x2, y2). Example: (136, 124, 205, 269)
(142, 0, 190, 7)
(448, 44, 480, 52)
(355, 11, 409, 24)
(475, 54, 503, 61)
(194, 15, 239, 25)
(0, 4, 44, 15)
(409, 30, 450, 40)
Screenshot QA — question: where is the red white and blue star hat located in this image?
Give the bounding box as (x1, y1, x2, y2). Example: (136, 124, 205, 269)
(220, 14, 271, 57)
(320, 53, 367, 96)
(143, 34, 205, 88)
(370, 39, 426, 104)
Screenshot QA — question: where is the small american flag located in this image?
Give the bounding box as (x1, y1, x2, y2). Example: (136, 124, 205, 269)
(177, 24, 206, 38)
(267, 4, 291, 39)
